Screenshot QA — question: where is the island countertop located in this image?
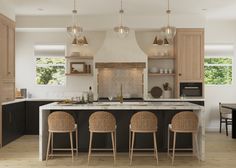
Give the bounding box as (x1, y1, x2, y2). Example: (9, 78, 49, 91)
(39, 101, 204, 111)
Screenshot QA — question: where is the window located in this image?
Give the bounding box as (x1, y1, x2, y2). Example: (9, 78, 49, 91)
(35, 45, 66, 85)
(205, 44, 234, 85)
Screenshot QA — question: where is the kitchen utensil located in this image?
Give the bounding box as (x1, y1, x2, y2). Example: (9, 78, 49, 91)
(150, 87, 163, 98)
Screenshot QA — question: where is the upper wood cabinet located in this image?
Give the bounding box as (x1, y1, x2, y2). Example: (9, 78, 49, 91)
(175, 28, 204, 82)
(0, 15, 15, 81)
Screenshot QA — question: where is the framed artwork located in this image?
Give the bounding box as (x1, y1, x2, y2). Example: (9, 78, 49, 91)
(70, 62, 86, 74)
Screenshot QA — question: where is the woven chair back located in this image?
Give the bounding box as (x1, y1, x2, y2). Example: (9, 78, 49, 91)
(48, 111, 75, 132)
(89, 111, 116, 132)
(130, 111, 158, 132)
(171, 111, 198, 132)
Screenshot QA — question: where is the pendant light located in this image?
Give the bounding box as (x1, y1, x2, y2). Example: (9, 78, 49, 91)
(161, 0, 176, 39)
(67, 0, 83, 40)
(114, 0, 129, 37)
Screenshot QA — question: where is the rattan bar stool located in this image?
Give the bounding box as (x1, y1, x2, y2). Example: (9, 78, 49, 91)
(88, 111, 116, 165)
(129, 111, 158, 165)
(46, 111, 78, 164)
(168, 111, 199, 165)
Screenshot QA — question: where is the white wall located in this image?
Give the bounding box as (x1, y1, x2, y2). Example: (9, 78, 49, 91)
(15, 31, 105, 98)
(204, 20, 236, 131)
(0, 0, 15, 20)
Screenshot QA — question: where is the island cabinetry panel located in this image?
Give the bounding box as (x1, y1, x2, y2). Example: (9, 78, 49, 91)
(175, 28, 204, 97)
(25, 101, 53, 135)
(2, 102, 25, 146)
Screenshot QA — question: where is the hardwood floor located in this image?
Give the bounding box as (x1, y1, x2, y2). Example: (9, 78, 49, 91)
(0, 133, 236, 167)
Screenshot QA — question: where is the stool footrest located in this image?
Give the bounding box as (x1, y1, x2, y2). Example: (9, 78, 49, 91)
(132, 148, 155, 151)
(91, 148, 114, 151)
(52, 148, 77, 151)
(168, 148, 193, 151)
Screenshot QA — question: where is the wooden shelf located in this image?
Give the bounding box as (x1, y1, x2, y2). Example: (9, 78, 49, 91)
(148, 56, 175, 60)
(65, 56, 93, 60)
(148, 73, 176, 76)
(65, 73, 93, 76)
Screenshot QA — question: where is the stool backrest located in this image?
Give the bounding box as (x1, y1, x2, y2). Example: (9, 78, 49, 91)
(171, 111, 198, 132)
(130, 111, 158, 132)
(48, 111, 75, 132)
(89, 111, 116, 132)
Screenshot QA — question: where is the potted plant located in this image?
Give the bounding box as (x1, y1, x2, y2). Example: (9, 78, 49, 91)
(162, 82, 172, 98)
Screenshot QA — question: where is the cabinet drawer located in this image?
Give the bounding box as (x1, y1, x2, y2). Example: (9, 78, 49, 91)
(1, 82, 15, 102)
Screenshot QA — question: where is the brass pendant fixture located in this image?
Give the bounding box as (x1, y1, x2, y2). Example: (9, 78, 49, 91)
(161, 0, 176, 39)
(72, 36, 88, 46)
(114, 0, 129, 37)
(67, 0, 83, 40)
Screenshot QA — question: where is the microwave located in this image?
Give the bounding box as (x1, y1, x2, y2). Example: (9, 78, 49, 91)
(180, 82, 203, 97)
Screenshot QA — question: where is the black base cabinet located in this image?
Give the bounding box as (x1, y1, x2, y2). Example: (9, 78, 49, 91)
(25, 101, 53, 135)
(2, 102, 26, 146)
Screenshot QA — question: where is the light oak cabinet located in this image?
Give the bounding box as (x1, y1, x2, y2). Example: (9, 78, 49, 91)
(0, 14, 15, 95)
(175, 28, 204, 97)
(0, 15, 15, 81)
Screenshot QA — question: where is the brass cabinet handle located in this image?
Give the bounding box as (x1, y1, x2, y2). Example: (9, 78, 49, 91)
(178, 73, 182, 76)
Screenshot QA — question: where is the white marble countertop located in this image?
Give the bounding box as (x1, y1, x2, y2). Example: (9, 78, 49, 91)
(39, 102, 203, 111)
(1, 97, 205, 106)
(145, 98, 205, 101)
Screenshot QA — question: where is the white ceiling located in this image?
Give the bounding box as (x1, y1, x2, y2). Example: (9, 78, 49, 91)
(3, 0, 236, 20)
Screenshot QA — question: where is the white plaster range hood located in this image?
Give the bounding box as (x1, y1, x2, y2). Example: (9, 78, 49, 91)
(93, 30, 148, 99)
(94, 30, 147, 63)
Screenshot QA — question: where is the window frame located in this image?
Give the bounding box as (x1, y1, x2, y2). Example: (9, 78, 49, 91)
(34, 45, 66, 87)
(204, 55, 233, 86)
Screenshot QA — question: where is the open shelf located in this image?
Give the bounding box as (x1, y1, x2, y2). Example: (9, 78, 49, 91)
(65, 73, 93, 76)
(148, 73, 175, 76)
(65, 56, 93, 60)
(148, 56, 175, 60)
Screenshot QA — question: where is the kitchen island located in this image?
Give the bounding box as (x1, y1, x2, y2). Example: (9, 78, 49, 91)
(39, 102, 205, 161)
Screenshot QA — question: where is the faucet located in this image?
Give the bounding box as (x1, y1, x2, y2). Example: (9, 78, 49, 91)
(119, 84, 123, 103)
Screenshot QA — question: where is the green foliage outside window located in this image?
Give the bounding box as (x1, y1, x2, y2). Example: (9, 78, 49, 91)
(36, 57, 65, 85)
(204, 57, 232, 85)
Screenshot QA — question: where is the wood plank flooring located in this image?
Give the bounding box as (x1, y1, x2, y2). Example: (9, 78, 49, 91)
(0, 133, 236, 167)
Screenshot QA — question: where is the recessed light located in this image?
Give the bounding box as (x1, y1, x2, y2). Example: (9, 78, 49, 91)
(38, 8, 44, 11)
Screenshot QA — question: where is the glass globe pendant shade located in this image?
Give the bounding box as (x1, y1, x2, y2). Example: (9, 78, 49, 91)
(114, 25, 129, 38)
(67, 26, 83, 37)
(162, 26, 176, 39)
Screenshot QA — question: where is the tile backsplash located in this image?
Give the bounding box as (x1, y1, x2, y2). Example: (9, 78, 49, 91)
(98, 68, 144, 98)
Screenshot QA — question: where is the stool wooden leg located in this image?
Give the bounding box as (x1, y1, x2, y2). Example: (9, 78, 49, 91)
(88, 132, 93, 165)
(167, 127, 170, 157)
(51, 133, 53, 158)
(69, 132, 74, 162)
(172, 132, 176, 165)
(111, 132, 116, 164)
(130, 132, 135, 165)
(46, 132, 52, 165)
(129, 129, 131, 158)
(192, 133, 196, 157)
(153, 132, 158, 165)
(194, 133, 200, 161)
(76, 129, 78, 156)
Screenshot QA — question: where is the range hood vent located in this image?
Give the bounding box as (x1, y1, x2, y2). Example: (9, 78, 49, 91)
(95, 62, 146, 69)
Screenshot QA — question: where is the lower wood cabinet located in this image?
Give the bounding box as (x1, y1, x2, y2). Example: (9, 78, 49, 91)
(1, 81, 15, 102)
(2, 102, 25, 146)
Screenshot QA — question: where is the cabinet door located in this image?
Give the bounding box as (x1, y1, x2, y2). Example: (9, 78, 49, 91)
(0, 22, 8, 79)
(25, 101, 53, 134)
(1, 82, 15, 102)
(176, 29, 204, 81)
(0, 18, 15, 81)
(7, 25, 15, 79)
(2, 105, 14, 146)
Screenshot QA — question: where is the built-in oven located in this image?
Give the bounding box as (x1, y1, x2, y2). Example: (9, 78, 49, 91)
(180, 82, 203, 97)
